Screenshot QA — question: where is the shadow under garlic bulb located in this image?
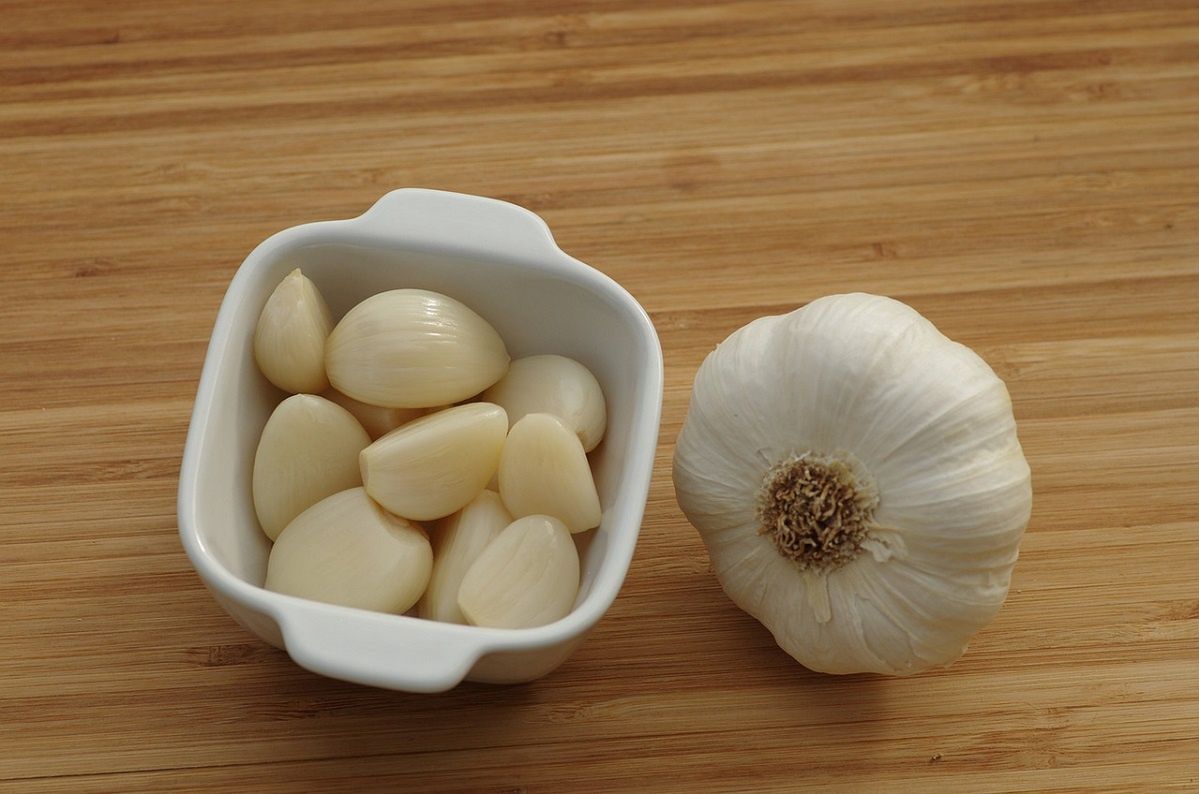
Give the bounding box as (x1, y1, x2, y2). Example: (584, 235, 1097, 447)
(672, 293, 1032, 675)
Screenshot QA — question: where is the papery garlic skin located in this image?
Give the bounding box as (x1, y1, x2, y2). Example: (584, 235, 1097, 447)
(482, 355, 607, 452)
(420, 490, 513, 624)
(253, 268, 333, 394)
(458, 514, 580, 629)
(322, 389, 425, 440)
(360, 403, 507, 521)
(672, 293, 1032, 676)
(325, 289, 510, 408)
(498, 413, 602, 533)
(252, 394, 371, 541)
(265, 488, 432, 613)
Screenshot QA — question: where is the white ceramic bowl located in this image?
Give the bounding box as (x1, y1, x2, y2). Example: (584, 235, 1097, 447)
(178, 189, 663, 692)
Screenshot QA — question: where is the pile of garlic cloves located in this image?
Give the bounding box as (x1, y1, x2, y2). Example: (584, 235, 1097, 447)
(251, 269, 605, 629)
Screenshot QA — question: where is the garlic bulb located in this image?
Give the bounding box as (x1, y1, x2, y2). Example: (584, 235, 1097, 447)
(420, 490, 512, 624)
(253, 268, 333, 394)
(458, 514, 580, 629)
(325, 289, 510, 408)
(252, 394, 370, 541)
(482, 354, 607, 452)
(498, 413, 602, 533)
(322, 389, 425, 440)
(265, 488, 432, 613)
(360, 403, 508, 521)
(672, 293, 1032, 676)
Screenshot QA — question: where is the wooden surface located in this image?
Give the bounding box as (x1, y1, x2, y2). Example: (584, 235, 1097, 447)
(3, 1, 1198, 791)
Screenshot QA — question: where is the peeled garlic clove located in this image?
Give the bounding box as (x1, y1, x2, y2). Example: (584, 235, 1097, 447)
(253, 268, 333, 393)
(265, 488, 432, 613)
(458, 515, 579, 629)
(498, 413, 601, 533)
(482, 354, 607, 452)
(325, 289, 509, 408)
(322, 389, 425, 440)
(420, 490, 513, 624)
(252, 394, 370, 540)
(360, 403, 507, 521)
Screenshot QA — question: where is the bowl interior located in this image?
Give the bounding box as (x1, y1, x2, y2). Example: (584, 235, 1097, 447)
(189, 223, 659, 619)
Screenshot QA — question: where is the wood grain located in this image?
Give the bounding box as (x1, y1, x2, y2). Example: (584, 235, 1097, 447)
(2, 0, 1197, 790)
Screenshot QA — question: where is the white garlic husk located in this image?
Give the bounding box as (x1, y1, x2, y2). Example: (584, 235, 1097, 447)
(672, 293, 1032, 676)
(420, 490, 513, 624)
(252, 394, 371, 541)
(265, 487, 432, 614)
(253, 268, 333, 394)
(360, 403, 508, 521)
(482, 354, 607, 452)
(325, 289, 510, 408)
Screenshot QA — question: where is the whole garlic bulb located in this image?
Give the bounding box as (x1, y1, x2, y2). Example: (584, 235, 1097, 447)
(672, 293, 1032, 676)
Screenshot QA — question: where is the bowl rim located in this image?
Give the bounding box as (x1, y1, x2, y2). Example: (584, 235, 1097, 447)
(177, 189, 664, 680)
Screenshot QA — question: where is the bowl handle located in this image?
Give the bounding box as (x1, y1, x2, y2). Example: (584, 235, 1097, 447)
(353, 188, 562, 260)
(278, 603, 484, 693)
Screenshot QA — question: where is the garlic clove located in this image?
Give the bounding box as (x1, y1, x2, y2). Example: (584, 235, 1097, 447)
(457, 514, 579, 629)
(265, 487, 432, 613)
(253, 268, 333, 394)
(498, 413, 601, 533)
(252, 394, 370, 541)
(481, 354, 607, 452)
(325, 289, 510, 408)
(360, 403, 507, 521)
(419, 490, 512, 624)
(322, 389, 425, 440)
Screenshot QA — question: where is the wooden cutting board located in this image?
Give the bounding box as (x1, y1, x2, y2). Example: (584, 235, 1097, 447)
(3, 1, 1197, 791)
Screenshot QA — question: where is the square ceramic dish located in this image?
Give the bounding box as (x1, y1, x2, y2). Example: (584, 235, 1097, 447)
(178, 189, 663, 692)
